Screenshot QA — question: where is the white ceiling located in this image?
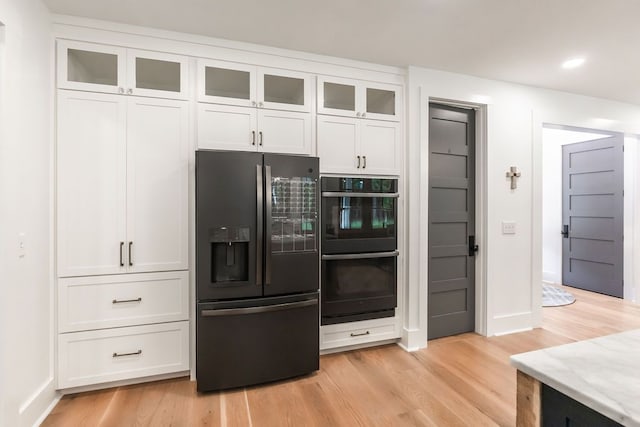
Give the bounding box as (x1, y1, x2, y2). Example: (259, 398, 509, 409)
(43, 0, 640, 105)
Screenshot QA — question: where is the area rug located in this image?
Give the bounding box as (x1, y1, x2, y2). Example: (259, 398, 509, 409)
(542, 284, 576, 307)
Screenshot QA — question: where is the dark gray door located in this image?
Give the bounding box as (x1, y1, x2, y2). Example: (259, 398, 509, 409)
(562, 136, 624, 297)
(428, 103, 475, 340)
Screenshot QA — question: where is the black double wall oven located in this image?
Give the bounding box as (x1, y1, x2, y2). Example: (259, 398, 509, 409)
(196, 150, 320, 392)
(321, 177, 399, 325)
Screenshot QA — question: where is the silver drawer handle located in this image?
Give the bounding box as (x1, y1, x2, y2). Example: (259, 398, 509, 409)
(350, 331, 370, 337)
(112, 297, 142, 304)
(112, 350, 142, 358)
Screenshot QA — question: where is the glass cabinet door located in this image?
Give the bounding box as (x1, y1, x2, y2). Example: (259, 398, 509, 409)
(197, 59, 256, 107)
(317, 76, 358, 118)
(57, 40, 126, 94)
(258, 68, 311, 112)
(363, 83, 401, 122)
(128, 50, 189, 99)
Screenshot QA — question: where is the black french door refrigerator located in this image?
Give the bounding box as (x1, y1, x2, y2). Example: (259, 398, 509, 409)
(196, 150, 319, 392)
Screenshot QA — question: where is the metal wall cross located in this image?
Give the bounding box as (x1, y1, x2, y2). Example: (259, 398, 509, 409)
(506, 166, 521, 189)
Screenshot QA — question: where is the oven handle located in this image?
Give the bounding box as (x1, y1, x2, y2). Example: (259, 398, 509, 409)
(322, 250, 399, 261)
(321, 192, 399, 198)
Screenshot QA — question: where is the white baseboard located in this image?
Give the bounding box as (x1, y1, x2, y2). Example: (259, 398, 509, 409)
(18, 378, 59, 427)
(488, 311, 534, 336)
(400, 327, 426, 351)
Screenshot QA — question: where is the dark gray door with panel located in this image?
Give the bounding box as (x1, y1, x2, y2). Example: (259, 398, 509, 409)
(428, 103, 476, 340)
(562, 136, 624, 297)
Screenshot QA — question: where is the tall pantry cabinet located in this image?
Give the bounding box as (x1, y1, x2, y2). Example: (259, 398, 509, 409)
(56, 41, 190, 389)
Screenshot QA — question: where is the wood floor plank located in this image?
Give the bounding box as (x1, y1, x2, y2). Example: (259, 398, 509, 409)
(42, 289, 640, 426)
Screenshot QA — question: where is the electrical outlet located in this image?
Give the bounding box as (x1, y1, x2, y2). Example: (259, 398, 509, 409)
(502, 221, 516, 234)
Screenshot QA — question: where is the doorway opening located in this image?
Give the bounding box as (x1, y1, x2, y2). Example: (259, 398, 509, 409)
(542, 124, 629, 300)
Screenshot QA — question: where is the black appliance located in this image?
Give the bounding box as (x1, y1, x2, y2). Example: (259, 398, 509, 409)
(196, 150, 319, 392)
(321, 177, 399, 325)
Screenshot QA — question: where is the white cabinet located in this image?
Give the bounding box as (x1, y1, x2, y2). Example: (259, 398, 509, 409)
(320, 317, 400, 351)
(57, 90, 189, 277)
(58, 271, 189, 333)
(58, 321, 189, 389)
(58, 40, 189, 99)
(197, 59, 313, 155)
(197, 59, 312, 112)
(317, 76, 401, 122)
(317, 115, 401, 175)
(197, 103, 312, 155)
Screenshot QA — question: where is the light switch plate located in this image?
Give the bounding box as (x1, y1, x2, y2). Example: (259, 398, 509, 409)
(502, 221, 516, 234)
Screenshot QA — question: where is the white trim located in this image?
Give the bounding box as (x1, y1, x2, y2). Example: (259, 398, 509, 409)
(400, 327, 423, 352)
(18, 378, 59, 427)
(489, 311, 534, 336)
(58, 372, 190, 395)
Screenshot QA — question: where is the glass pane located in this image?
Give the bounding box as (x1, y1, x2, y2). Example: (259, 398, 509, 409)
(366, 88, 395, 115)
(205, 67, 250, 99)
(67, 49, 118, 86)
(136, 57, 181, 92)
(271, 177, 317, 253)
(264, 74, 304, 105)
(324, 196, 395, 240)
(323, 82, 355, 111)
(325, 257, 395, 300)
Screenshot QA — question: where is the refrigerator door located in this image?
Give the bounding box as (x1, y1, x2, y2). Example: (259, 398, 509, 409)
(196, 292, 319, 391)
(196, 150, 264, 301)
(263, 154, 319, 296)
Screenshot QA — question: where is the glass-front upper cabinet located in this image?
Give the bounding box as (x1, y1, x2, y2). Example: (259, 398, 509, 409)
(57, 40, 126, 94)
(198, 59, 311, 112)
(58, 40, 189, 99)
(317, 76, 401, 122)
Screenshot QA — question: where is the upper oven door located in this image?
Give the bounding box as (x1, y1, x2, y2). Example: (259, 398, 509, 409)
(321, 177, 398, 254)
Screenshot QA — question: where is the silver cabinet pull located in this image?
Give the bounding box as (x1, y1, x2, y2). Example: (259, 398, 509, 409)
(127, 88, 133, 95)
(258, 102, 264, 107)
(128, 241, 133, 266)
(118, 87, 124, 94)
(252, 101, 257, 106)
(259, 131, 263, 146)
(119, 241, 124, 267)
(251, 130, 256, 145)
(357, 155, 361, 168)
(112, 297, 142, 304)
(356, 112, 361, 117)
(363, 155, 367, 169)
(362, 112, 366, 118)
(350, 331, 370, 337)
(112, 350, 142, 358)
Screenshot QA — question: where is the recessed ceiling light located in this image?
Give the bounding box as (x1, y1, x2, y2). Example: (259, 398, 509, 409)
(561, 57, 585, 69)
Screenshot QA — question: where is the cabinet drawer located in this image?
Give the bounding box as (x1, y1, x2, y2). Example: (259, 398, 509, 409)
(320, 318, 399, 350)
(58, 321, 189, 389)
(59, 271, 189, 332)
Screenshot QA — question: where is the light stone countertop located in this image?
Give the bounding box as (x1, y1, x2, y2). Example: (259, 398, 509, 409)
(510, 329, 640, 426)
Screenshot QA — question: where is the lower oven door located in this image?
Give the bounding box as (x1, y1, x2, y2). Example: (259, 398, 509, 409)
(321, 251, 398, 325)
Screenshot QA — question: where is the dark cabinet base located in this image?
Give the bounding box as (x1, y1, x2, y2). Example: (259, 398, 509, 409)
(196, 292, 319, 392)
(542, 384, 622, 427)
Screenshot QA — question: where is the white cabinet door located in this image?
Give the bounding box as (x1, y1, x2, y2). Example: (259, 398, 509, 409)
(362, 82, 401, 122)
(57, 40, 127, 94)
(197, 59, 256, 107)
(317, 76, 359, 118)
(317, 115, 359, 174)
(258, 109, 312, 155)
(258, 67, 311, 113)
(127, 49, 189, 100)
(360, 120, 401, 175)
(57, 91, 127, 277)
(197, 103, 257, 151)
(127, 98, 189, 273)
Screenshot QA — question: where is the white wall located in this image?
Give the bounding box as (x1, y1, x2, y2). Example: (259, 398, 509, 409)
(0, 0, 55, 425)
(404, 66, 640, 348)
(541, 127, 611, 285)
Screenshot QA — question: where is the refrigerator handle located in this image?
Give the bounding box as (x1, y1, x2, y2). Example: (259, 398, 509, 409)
(265, 164, 272, 286)
(256, 164, 263, 286)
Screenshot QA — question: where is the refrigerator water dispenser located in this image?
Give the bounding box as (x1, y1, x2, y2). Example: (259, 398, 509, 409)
(210, 227, 250, 283)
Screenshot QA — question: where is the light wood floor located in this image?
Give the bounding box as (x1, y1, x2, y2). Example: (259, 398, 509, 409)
(43, 286, 640, 427)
